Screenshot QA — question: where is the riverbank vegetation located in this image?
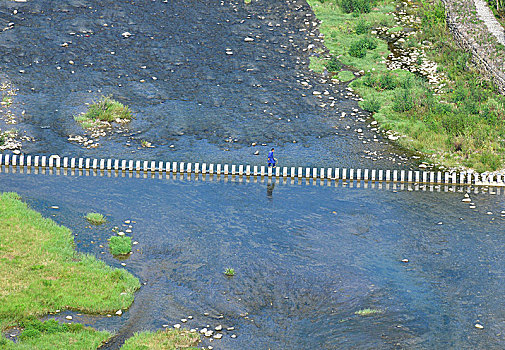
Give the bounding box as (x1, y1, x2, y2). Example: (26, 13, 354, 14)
(121, 329, 200, 350)
(75, 96, 132, 129)
(308, 0, 505, 171)
(0, 192, 137, 347)
(0, 192, 200, 349)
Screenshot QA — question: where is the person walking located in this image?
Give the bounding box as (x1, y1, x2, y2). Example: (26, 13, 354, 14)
(267, 148, 277, 168)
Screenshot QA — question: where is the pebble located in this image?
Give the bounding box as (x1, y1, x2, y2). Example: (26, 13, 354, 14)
(475, 323, 484, 329)
(401, 258, 409, 263)
(244, 37, 254, 42)
(215, 325, 222, 331)
(122, 32, 132, 38)
(227, 327, 235, 331)
(116, 310, 122, 316)
(65, 316, 72, 320)
(213, 333, 223, 339)
(254, 150, 259, 155)
(118, 231, 125, 236)
(231, 334, 237, 338)
(173, 324, 181, 329)
(51, 206, 59, 209)
(181, 318, 187, 323)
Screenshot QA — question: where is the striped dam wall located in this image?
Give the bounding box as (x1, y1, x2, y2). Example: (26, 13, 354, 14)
(0, 153, 504, 187)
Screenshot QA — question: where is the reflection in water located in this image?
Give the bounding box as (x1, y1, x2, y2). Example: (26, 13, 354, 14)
(1, 172, 505, 349)
(267, 181, 275, 199)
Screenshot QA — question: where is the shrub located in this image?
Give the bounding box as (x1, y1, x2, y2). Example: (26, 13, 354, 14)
(340, 0, 374, 13)
(109, 236, 132, 255)
(19, 328, 41, 340)
(355, 19, 369, 34)
(362, 96, 381, 113)
(349, 41, 367, 58)
(392, 89, 414, 112)
(377, 72, 397, 90)
(86, 212, 106, 225)
(326, 55, 343, 72)
(349, 37, 377, 58)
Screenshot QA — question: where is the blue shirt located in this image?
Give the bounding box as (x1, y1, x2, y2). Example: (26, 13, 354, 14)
(267, 151, 275, 164)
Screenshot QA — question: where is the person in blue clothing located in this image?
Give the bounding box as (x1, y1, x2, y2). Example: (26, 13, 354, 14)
(267, 148, 277, 168)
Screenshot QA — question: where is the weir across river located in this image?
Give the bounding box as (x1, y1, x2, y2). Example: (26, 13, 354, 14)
(1, 153, 505, 190)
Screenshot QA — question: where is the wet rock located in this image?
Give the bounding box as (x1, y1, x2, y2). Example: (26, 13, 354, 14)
(174, 324, 181, 329)
(215, 325, 222, 331)
(244, 37, 254, 42)
(475, 323, 484, 329)
(65, 316, 72, 320)
(231, 334, 237, 338)
(213, 333, 223, 339)
(254, 150, 259, 155)
(122, 32, 132, 38)
(116, 310, 122, 316)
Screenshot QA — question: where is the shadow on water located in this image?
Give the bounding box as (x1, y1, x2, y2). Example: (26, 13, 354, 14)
(0, 0, 414, 168)
(2, 171, 505, 349)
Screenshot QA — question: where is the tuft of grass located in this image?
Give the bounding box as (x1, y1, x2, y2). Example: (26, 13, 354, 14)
(0, 192, 140, 331)
(121, 328, 200, 350)
(85, 212, 106, 225)
(244, 0, 251, 3)
(337, 70, 356, 82)
(224, 268, 235, 277)
(355, 308, 382, 316)
(75, 95, 132, 128)
(109, 236, 132, 256)
(309, 56, 327, 73)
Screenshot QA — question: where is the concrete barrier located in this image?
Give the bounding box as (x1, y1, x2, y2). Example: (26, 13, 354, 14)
(1, 153, 505, 187)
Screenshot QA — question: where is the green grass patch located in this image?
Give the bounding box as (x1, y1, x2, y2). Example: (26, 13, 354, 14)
(307, 0, 394, 73)
(0, 192, 140, 331)
(1, 319, 110, 350)
(337, 70, 356, 82)
(75, 95, 132, 128)
(309, 56, 327, 73)
(121, 328, 200, 350)
(85, 212, 106, 225)
(224, 268, 235, 277)
(109, 236, 132, 256)
(355, 308, 382, 316)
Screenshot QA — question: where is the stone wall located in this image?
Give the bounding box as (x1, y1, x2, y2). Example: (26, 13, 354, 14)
(442, 0, 505, 94)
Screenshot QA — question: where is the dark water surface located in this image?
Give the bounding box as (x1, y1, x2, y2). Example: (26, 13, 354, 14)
(0, 0, 411, 168)
(2, 171, 505, 349)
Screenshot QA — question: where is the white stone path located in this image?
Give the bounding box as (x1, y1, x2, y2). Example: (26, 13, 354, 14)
(474, 0, 505, 45)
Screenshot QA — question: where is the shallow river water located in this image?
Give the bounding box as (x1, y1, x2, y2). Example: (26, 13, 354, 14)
(2, 0, 505, 349)
(1, 171, 505, 349)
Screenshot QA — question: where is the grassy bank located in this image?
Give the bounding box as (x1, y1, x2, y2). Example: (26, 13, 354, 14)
(308, 0, 505, 172)
(0, 192, 200, 349)
(0, 192, 139, 347)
